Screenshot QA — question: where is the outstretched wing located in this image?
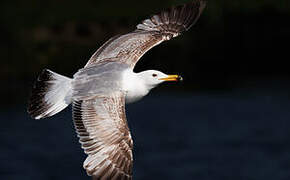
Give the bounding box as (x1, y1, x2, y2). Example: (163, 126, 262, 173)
(85, 0, 206, 68)
(73, 92, 133, 179)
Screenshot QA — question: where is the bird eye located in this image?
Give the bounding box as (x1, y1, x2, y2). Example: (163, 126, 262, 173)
(152, 74, 157, 77)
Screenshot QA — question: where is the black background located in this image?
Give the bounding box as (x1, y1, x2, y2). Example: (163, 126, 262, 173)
(1, 0, 290, 179)
(1, 0, 290, 105)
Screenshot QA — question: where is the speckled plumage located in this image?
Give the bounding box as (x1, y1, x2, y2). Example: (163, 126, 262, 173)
(85, 0, 206, 69)
(27, 1, 206, 179)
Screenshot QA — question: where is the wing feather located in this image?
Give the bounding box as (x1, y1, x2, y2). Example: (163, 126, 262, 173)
(85, 0, 206, 68)
(72, 92, 133, 179)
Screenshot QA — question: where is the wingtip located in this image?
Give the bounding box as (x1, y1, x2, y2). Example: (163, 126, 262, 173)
(182, 0, 207, 31)
(137, 0, 207, 35)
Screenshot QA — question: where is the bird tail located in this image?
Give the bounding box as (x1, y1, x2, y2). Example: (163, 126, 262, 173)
(28, 69, 73, 119)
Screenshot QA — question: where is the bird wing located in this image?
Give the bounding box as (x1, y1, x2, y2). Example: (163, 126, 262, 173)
(85, 0, 206, 68)
(73, 91, 133, 180)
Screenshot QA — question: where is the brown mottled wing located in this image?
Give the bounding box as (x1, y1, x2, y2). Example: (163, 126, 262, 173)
(73, 92, 133, 180)
(85, 0, 206, 68)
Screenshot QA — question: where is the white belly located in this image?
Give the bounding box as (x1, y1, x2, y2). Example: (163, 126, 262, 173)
(125, 89, 148, 103)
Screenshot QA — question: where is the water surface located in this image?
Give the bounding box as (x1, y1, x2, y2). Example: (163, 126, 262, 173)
(1, 91, 290, 180)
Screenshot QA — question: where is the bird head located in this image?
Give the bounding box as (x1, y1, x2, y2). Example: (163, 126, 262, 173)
(138, 70, 182, 89)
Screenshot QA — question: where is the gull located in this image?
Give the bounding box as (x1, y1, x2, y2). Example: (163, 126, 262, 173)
(28, 1, 206, 179)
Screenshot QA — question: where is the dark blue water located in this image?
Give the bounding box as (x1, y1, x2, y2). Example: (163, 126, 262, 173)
(1, 91, 290, 180)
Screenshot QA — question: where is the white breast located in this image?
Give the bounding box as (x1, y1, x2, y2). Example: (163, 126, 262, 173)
(121, 69, 149, 104)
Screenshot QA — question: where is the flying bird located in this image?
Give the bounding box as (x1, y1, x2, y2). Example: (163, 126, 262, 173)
(28, 1, 206, 179)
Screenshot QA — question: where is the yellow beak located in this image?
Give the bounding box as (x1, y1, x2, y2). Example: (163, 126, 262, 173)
(159, 75, 183, 82)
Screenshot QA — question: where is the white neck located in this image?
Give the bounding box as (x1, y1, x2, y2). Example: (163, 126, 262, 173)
(121, 69, 152, 103)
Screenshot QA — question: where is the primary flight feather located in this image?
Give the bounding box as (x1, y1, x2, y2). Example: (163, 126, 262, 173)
(28, 1, 206, 179)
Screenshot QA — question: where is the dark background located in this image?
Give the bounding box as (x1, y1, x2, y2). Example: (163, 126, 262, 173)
(1, 0, 290, 179)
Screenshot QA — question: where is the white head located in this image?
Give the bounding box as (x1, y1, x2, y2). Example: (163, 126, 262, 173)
(137, 70, 182, 89)
(123, 69, 182, 103)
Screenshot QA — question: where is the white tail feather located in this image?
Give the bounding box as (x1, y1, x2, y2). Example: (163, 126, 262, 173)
(28, 69, 72, 119)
